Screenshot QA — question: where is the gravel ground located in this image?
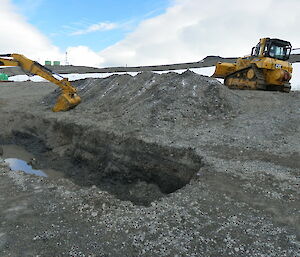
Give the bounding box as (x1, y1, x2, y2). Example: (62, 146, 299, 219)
(0, 70, 299, 256)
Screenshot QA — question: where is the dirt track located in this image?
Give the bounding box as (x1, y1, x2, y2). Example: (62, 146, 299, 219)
(0, 71, 299, 256)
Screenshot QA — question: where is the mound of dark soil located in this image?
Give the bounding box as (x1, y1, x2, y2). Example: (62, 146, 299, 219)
(46, 71, 239, 127)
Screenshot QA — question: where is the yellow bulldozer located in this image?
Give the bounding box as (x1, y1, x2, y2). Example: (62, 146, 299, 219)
(212, 38, 293, 92)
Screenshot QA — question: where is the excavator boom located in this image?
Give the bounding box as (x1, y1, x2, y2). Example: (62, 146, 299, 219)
(0, 53, 81, 112)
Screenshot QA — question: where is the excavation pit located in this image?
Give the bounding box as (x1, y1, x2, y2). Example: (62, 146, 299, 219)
(0, 118, 202, 206)
(0, 72, 229, 205)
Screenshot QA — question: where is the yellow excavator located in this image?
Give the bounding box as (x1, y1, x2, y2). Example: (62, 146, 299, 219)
(0, 53, 81, 111)
(212, 38, 293, 92)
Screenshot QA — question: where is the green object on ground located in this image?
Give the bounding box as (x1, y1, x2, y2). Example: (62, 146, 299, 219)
(0, 73, 9, 81)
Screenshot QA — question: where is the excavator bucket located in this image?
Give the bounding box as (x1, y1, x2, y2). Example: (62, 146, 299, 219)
(52, 92, 81, 112)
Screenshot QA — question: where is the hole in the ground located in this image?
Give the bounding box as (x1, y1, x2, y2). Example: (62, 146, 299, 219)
(0, 126, 202, 206)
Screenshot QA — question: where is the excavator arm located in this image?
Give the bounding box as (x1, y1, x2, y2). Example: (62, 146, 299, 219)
(0, 53, 81, 112)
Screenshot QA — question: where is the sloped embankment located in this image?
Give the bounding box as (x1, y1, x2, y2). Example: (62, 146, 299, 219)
(47, 70, 239, 128)
(75, 70, 238, 121)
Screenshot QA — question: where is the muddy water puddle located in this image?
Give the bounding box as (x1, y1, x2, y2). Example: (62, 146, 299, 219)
(1, 144, 63, 178)
(4, 158, 47, 177)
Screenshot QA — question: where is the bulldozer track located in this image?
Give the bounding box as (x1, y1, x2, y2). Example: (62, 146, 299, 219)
(282, 83, 291, 93)
(252, 65, 266, 89)
(224, 64, 291, 92)
(224, 64, 266, 90)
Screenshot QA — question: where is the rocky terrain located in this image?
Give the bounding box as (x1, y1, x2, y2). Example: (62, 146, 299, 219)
(0, 70, 299, 256)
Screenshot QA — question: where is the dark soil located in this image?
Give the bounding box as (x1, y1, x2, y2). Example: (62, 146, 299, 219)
(0, 71, 299, 256)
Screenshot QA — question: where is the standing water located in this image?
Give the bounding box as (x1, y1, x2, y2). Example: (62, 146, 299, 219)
(1, 144, 62, 178)
(4, 158, 47, 177)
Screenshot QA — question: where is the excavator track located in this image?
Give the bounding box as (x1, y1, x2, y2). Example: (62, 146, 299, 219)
(224, 64, 266, 90)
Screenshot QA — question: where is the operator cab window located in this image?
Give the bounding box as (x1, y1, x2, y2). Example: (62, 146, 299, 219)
(267, 42, 291, 60)
(269, 45, 276, 57)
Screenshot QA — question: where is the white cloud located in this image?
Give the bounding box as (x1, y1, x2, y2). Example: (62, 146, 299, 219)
(71, 22, 119, 36)
(66, 46, 104, 66)
(96, 0, 300, 67)
(0, 0, 63, 62)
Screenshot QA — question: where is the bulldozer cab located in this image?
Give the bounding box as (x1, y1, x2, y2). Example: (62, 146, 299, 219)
(251, 38, 292, 61)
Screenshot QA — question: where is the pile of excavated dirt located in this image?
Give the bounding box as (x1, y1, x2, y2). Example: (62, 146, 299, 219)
(46, 71, 240, 131)
(0, 71, 299, 256)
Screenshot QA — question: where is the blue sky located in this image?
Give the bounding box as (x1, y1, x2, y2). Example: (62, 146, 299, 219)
(11, 0, 170, 52)
(2, 0, 300, 90)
